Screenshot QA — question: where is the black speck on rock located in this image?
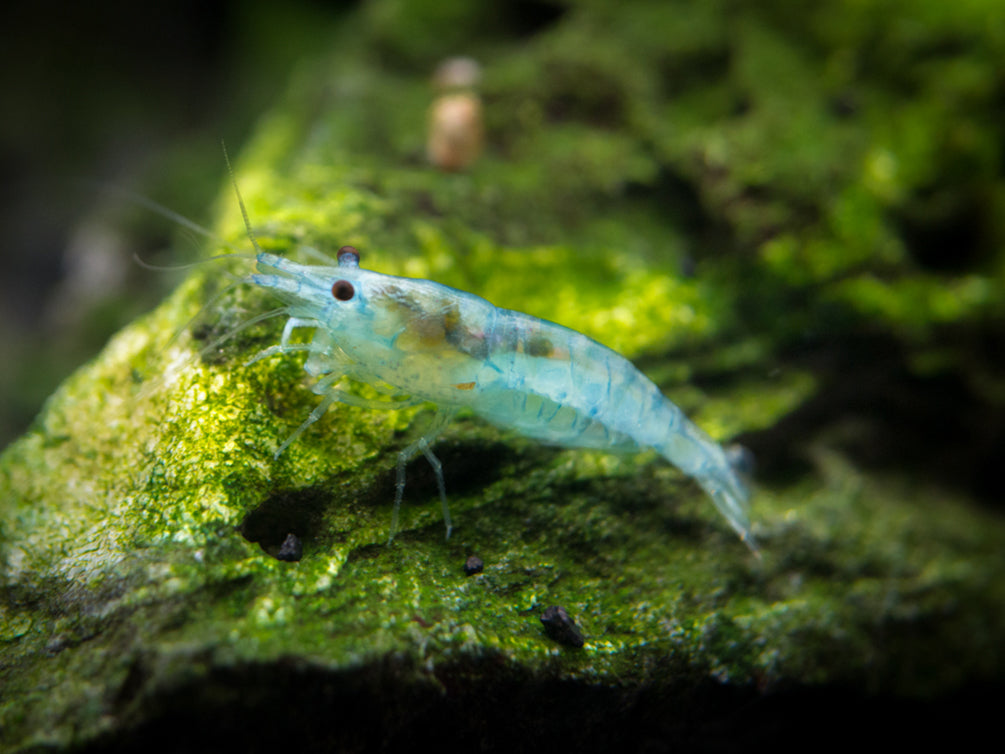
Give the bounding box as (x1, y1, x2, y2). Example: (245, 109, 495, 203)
(276, 533, 303, 562)
(540, 605, 585, 648)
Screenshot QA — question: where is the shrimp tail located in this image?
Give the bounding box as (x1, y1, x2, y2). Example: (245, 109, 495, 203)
(695, 461, 757, 554)
(657, 418, 758, 553)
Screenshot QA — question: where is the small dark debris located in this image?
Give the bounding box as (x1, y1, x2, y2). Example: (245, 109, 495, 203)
(239, 487, 331, 558)
(829, 92, 860, 118)
(540, 605, 585, 648)
(190, 322, 213, 341)
(464, 555, 484, 575)
(276, 533, 303, 562)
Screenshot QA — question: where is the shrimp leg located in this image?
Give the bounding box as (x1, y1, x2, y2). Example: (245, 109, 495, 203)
(275, 373, 426, 457)
(197, 307, 288, 360)
(390, 409, 457, 543)
(245, 317, 327, 366)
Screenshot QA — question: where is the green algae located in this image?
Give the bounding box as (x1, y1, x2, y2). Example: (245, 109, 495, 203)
(3, 0, 1005, 750)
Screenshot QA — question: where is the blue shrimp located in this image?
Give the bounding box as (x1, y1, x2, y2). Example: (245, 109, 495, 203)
(224, 182, 756, 552)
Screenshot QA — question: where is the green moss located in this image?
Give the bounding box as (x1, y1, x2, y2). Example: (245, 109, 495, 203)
(3, 0, 1005, 749)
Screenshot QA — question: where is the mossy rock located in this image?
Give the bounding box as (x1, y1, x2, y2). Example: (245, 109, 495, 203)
(2, 1, 1004, 751)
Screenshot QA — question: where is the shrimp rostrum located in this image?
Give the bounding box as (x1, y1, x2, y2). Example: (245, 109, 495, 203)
(241, 236, 756, 552)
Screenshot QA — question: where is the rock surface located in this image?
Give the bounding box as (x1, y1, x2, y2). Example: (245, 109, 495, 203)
(3, 1, 1004, 751)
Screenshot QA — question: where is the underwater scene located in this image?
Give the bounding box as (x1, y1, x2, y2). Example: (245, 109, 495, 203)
(1, 1, 1003, 751)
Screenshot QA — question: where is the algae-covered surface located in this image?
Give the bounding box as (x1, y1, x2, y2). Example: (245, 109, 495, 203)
(3, 1, 1005, 751)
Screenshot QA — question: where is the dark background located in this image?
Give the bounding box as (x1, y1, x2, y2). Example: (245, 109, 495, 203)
(0, 0, 351, 448)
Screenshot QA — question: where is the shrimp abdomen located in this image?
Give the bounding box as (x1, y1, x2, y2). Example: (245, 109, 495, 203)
(475, 309, 756, 547)
(473, 311, 650, 449)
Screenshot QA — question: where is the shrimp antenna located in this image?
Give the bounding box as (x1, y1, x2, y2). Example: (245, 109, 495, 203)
(81, 179, 243, 256)
(132, 251, 257, 272)
(222, 140, 265, 257)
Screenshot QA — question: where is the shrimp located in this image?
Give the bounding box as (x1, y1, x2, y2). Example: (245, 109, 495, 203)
(222, 170, 756, 552)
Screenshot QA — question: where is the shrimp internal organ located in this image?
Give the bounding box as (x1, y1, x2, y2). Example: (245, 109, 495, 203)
(245, 246, 756, 552)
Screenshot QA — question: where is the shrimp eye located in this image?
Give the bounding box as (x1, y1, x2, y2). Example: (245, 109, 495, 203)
(337, 246, 360, 268)
(331, 279, 355, 301)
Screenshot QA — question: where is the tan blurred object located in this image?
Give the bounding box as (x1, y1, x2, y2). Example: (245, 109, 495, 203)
(428, 57, 483, 172)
